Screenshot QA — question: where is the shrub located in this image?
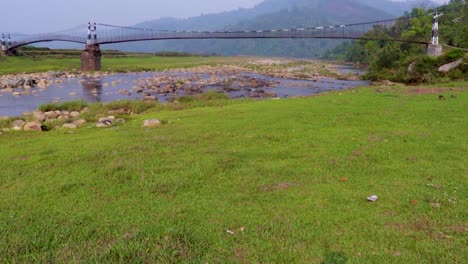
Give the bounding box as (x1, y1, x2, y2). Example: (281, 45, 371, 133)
(39, 100, 88, 112)
(447, 69, 463, 80)
(0, 117, 15, 128)
(42, 118, 67, 131)
(105, 100, 159, 114)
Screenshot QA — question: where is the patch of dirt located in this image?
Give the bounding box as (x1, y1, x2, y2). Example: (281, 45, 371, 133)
(405, 87, 465, 95)
(349, 146, 369, 160)
(232, 247, 249, 264)
(412, 218, 433, 233)
(452, 224, 468, 233)
(387, 223, 408, 230)
(368, 134, 381, 142)
(259, 182, 300, 192)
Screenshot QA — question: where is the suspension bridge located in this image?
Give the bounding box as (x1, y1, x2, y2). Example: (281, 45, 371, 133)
(1, 14, 443, 71)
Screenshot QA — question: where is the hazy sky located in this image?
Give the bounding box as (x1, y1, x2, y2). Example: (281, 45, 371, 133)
(1, 0, 263, 34)
(2, 0, 447, 34)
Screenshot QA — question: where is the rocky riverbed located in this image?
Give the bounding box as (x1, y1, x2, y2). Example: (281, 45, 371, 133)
(0, 61, 368, 117)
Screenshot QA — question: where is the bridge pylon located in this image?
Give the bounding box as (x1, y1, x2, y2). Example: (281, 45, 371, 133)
(1, 34, 9, 56)
(81, 22, 101, 71)
(426, 11, 443, 57)
(1, 34, 17, 56)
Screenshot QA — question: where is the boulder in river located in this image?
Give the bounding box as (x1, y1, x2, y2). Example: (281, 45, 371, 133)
(144, 96, 158, 101)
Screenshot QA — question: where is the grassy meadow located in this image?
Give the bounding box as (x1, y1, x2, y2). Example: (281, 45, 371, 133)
(0, 83, 466, 263)
(0, 55, 247, 75)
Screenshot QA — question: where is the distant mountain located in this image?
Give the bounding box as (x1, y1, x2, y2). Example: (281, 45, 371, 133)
(35, 0, 441, 57)
(355, 0, 439, 16)
(111, 0, 396, 57)
(135, 0, 305, 32)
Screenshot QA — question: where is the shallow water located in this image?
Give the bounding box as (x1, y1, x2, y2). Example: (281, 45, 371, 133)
(0, 69, 369, 117)
(335, 65, 367, 75)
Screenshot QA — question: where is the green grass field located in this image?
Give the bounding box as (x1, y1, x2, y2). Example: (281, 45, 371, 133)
(0, 56, 247, 75)
(0, 84, 466, 263)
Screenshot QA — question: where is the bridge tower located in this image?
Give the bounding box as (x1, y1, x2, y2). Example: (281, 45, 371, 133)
(1, 34, 6, 56)
(81, 22, 102, 71)
(0, 34, 14, 56)
(426, 11, 443, 57)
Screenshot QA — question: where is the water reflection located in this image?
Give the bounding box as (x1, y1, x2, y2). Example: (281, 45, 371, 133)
(81, 77, 103, 102)
(0, 67, 369, 117)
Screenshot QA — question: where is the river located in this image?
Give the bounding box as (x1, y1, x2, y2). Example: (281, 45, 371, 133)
(0, 67, 368, 117)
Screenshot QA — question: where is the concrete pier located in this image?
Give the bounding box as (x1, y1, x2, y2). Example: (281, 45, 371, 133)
(1, 49, 15, 56)
(426, 44, 443, 57)
(81, 44, 102, 71)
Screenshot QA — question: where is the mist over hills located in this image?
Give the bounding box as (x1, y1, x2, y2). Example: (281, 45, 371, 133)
(111, 0, 437, 57)
(37, 0, 439, 57)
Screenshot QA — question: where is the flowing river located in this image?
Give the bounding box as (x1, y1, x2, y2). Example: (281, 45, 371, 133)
(0, 67, 368, 117)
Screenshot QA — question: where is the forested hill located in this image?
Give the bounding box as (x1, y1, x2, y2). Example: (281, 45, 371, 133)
(111, 0, 430, 57)
(324, 0, 467, 83)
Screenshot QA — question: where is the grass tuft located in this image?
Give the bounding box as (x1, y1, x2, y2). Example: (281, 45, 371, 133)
(39, 100, 88, 112)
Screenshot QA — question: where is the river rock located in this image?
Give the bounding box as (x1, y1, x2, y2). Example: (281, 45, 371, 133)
(44, 111, 58, 119)
(32, 111, 46, 122)
(72, 119, 87, 126)
(438, 59, 463, 73)
(408, 61, 417, 73)
(63, 123, 77, 129)
(37, 79, 49, 89)
(70, 111, 80, 118)
(144, 96, 158, 101)
(24, 121, 44, 132)
(11, 120, 26, 128)
(143, 119, 161, 128)
(96, 117, 114, 128)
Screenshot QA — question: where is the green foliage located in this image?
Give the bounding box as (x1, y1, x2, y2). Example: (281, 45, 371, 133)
(39, 100, 88, 112)
(0, 117, 15, 128)
(174, 90, 229, 104)
(322, 252, 348, 264)
(326, 0, 468, 83)
(407, 55, 439, 83)
(42, 118, 67, 131)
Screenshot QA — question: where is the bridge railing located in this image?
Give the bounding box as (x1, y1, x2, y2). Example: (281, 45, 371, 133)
(3, 16, 429, 50)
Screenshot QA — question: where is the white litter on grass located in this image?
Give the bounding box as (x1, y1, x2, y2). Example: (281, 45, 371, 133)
(367, 195, 378, 202)
(226, 230, 235, 235)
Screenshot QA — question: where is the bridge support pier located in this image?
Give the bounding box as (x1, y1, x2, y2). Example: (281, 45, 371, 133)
(81, 44, 101, 71)
(426, 44, 443, 57)
(1, 49, 15, 56)
(426, 12, 443, 57)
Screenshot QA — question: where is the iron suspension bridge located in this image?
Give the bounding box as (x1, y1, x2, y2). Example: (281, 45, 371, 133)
(2, 17, 430, 49)
(0, 14, 443, 70)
